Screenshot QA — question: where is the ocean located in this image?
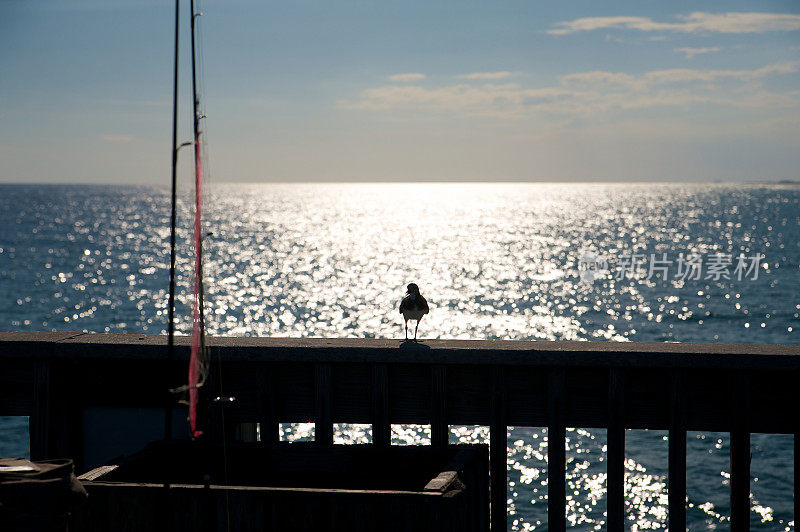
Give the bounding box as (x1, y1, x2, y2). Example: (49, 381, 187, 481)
(1, 182, 798, 530)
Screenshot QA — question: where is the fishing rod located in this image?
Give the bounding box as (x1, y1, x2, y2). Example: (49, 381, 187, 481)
(187, 0, 209, 440)
(166, 0, 208, 441)
(166, 0, 181, 442)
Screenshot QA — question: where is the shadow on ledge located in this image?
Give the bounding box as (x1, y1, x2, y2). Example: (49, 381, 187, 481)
(399, 341, 432, 351)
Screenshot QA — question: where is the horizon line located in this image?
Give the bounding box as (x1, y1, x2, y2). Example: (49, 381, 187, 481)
(1, 179, 798, 186)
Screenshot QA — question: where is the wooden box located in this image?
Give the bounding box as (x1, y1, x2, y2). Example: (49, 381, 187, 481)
(71, 441, 489, 532)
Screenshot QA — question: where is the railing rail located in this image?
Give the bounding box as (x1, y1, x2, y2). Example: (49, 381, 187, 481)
(1, 332, 799, 532)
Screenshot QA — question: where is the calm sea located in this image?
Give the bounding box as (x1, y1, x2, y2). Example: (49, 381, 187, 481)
(1, 183, 798, 530)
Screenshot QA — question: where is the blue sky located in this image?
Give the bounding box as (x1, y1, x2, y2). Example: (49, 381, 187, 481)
(1, 0, 799, 183)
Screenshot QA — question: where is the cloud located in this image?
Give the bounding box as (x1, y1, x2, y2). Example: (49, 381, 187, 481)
(340, 83, 561, 116)
(674, 46, 722, 59)
(388, 73, 426, 82)
(459, 71, 514, 80)
(100, 134, 133, 143)
(559, 71, 638, 89)
(338, 62, 800, 119)
(559, 62, 799, 90)
(642, 61, 798, 84)
(548, 12, 800, 35)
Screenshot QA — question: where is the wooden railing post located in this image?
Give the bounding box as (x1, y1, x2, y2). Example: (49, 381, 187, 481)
(730, 371, 750, 532)
(372, 364, 390, 447)
(490, 367, 507, 532)
(431, 366, 448, 447)
(796, 429, 799, 532)
(669, 370, 687, 532)
(607, 368, 625, 532)
(315, 364, 333, 444)
(548, 368, 566, 532)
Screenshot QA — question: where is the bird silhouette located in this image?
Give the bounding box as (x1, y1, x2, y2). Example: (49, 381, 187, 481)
(399, 283, 429, 342)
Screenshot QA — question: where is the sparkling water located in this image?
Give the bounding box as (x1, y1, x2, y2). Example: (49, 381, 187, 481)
(1, 182, 798, 530)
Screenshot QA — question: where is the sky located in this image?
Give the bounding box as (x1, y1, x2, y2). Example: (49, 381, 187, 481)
(1, 0, 799, 184)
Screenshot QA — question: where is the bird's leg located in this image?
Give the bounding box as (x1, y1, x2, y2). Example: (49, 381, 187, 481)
(414, 320, 419, 342)
(404, 321, 408, 341)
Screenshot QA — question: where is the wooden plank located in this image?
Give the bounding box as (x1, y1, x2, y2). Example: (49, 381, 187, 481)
(668, 370, 687, 532)
(388, 365, 430, 424)
(314, 364, 333, 444)
(730, 371, 750, 532)
(423, 470, 458, 492)
(565, 368, 609, 428)
(205, 360, 231, 444)
(372, 364, 390, 447)
(59, 373, 84, 471)
(275, 364, 315, 422)
(505, 367, 548, 427)
(78, 465, 119, 481)
(431, 366, 448, 447)
(236, 422, 258, 443)
(547, 368, 566, 532)
(606, 368, 625, 532)
(332, 363, 372, 422)
(30, 359, 51, 460)
(0, 362, 34, 416)
(257, 366, 278, 444)
(685, 369, 734, 433)
(624, 368, 670, 429)
(446, 365, 493, 425)
(490, 367, 507, 532)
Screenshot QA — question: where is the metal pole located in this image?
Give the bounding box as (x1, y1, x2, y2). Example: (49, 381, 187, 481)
(166, 0, 180, 441)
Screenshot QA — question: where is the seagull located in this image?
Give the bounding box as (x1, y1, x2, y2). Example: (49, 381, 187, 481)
(399, 283, 429, 342)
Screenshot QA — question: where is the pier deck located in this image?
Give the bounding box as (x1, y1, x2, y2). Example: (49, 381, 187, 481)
(1, 332, 799, 531)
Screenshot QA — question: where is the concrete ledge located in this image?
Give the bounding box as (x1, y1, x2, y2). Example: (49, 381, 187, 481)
(0, 332, 799, 369)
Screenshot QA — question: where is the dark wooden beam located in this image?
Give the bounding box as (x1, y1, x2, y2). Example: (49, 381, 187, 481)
(315, 364, 333, 445)
(730, 371, 750, 532)
(4, 332, 799, 370)
(607, 368, 625, 532)
(431, 366, 448, 447)
(796, 430, 799, 532)
(372, 364, 390, 447)
(547, 368, 566, 532)
(257, 366, 278, 444)
(490, 367, 507, 532)
(668, 370, 687, 532)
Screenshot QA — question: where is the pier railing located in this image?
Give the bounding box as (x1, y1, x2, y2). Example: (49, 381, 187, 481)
(1, 332, 799, 531)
